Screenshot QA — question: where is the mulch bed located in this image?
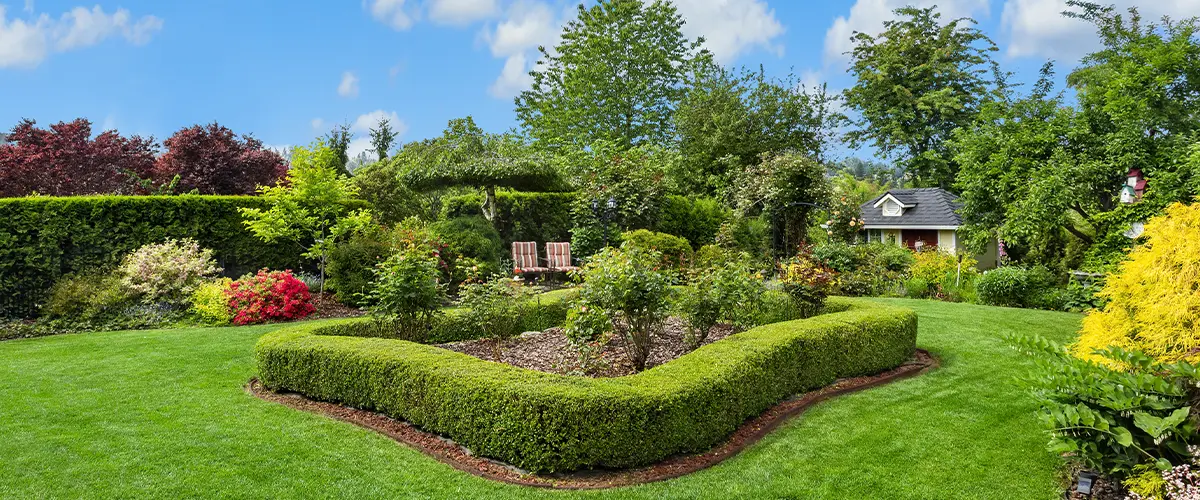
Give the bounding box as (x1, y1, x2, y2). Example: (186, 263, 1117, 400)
(309, 292, 366, 320)
(247, 349, 938, 489)
(437, 317, 737, 377)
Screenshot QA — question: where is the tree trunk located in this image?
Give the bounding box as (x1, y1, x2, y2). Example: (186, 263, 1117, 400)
(482, 185, 497, 221)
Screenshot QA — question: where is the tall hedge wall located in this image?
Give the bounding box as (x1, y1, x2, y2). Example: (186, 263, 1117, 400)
(255, 297, 917, 473)
(0, 195, 304, 317)
(442, 191, 727, 251)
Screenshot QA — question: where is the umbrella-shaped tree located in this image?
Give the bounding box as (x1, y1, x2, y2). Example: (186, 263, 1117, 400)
(401, 116, 561, 222)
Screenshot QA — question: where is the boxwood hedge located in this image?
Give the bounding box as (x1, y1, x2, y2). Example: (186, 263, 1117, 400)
(255, 297, 916, 473)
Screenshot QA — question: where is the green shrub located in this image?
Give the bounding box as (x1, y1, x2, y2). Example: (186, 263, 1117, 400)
(778, 249, 835, 317)
(327, 230, 393, 307)
(43, 271, 131, 321)
(365, 247, 445, 341)
(190, 278, 233, 325)
(430, 216, 503, 277)
(716, 215, 771, 261)
(567, 244, 674, 371)
(0, 195, 319, 318)
(812, 241, 859, 273)
(676, 258, 764, 349)
(458, 277, 533, 359)
(256, 297, 917, 473)
(653, 195, 729, 249)
(857, 243, 914, 273)
(904, 277, 931, 299)
(442, 191, 574, 248)
(976, 266, 1056, 308)
(1009, 335, 1200, 481)
(619, 229, 693, 272)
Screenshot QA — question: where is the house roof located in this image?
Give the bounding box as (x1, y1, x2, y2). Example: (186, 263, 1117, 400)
(860, 188, 963, 228)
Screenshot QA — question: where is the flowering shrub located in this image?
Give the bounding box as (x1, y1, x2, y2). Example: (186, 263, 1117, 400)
(777, 247, 835, 317)
(227, 270, 314, 325)
(118, 239, 221, 306)
(190, 278, 233, 325)
(565, 244, 673, 372)
(1127, 447, 1200, 499)
(824, 195, 866, 243)
(1076, 202, 1200, 365)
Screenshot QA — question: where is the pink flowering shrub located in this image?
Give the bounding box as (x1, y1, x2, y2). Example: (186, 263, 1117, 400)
(118, 238, 221, 306)
(1128, 446, 1200, 500)
(226, 270, 314, 325)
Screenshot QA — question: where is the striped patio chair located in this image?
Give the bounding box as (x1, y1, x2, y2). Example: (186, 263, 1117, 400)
(545, 242, 579, 273)
(511, 241, 549, 277)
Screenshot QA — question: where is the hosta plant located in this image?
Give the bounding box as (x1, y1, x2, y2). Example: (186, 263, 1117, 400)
(1008, 334, 1200, 482)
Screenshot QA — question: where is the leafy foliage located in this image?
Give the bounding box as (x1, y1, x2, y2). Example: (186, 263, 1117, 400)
(906, 250, 978, 301)
(369, 118, 399, 162)
(326, 228, 393, 307)
(654, 195, 728, 249)
(43, 270, 131, 323)
(515, 0, 709, 150)
(364, 247, 444, 341)
(350, 160, 431, 224)
(457, 276, 533, 359)
(442, 191, 574, 248)
(619, 229, 693, 272)
(777, 248, 835, 317)
(1009, 334, 1200, 480)
(0, 118, 158, 197)
(117, 238, 222, 307)
(676, 255, 764, 349)
(429, 216, 503, 280)
(731, 152, 830, 256)
(976, 266, 1057, 308)
(227, 269, 314, 325)
(240, 140, 374, 292)
(154, 122, 288, 195)
(673, 65, 844, 195)
(190, 278, 233, 325)
(843, 6, 999, 188)
(1076, 202, 1200, 364)
(566, 244, 673, 371)
(565, 141, 674, 256)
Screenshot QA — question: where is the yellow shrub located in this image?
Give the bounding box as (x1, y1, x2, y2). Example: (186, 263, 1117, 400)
(190, 278, 233, 326)
(909, 250, 976, 283)
(1074, 202, 1200, 363)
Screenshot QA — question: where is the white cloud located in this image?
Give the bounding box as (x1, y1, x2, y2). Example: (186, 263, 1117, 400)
(429, 0, 498, 25)
(54, 5, 162, 50)
(823, 0, 989, 65)
(1002, 0, 1200, 60)
(673, 0, 785, 63)
(488, 52, 531, 98)
(311, 118, 326, 131)
(338, 71, 360, 98)
(367, 0, 416, 30)
(0, 4, 161, 69)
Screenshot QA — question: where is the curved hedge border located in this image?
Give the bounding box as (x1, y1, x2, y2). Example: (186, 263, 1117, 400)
(255, 297, 916, 473)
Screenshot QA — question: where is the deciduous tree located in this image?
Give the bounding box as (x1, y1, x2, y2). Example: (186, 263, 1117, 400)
(0, 118, 157, 197)
(155, 122, 287, 195)
(515, 0, 709, 150)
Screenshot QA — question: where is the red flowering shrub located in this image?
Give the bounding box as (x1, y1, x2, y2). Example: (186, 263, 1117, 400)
(226, 269, 315, 325)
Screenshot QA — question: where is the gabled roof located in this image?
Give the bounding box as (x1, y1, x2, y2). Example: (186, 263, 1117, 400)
(860, 188, 963, 228)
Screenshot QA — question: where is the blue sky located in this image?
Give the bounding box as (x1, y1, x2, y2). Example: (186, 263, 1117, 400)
(2, 0, 1196, 160)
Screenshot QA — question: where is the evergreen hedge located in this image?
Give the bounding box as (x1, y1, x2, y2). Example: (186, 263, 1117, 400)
(255, 297, 917, 473)
(0, 195, 307, 317)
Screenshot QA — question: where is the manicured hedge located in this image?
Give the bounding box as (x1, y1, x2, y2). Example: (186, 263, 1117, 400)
(0, 195, 309, 317)
(255, 297, 916, 472)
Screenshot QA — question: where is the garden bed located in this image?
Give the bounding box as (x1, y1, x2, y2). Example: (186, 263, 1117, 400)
(249, 348, 936, 489)
(437, 317, 737, 377)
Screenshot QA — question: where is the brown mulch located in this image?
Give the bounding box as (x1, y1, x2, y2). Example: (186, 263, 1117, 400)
(247, 349, 938, 490)
(437, 317, 737, 377)
(309, 292, 365, 319)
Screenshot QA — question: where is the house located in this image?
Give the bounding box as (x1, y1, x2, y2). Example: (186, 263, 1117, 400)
(859, 188, 999, 270)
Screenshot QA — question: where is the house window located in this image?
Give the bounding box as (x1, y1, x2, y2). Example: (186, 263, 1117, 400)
(882, 200, 901, 216)
(867, 229, 882, 243)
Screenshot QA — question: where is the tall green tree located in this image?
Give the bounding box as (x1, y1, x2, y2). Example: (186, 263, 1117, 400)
(324, 124, 353, 177)
(673, 65, 845, 196)
(953, 2, 1200, 269)
(515, 0, 709, 150)
(402, 117, 560, 221)
(369, 118, 398, 161)
(842, 6, 999, 189)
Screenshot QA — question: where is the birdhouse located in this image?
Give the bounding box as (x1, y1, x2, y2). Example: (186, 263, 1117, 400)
(1119, 168, 1146, 204)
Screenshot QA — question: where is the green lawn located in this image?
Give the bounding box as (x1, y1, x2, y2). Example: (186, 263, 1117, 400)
(0, 298, 1080, 499)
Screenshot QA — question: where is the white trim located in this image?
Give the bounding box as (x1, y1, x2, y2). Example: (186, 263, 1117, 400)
(863, 225, 961, 230)
(872, 193, 915, 209)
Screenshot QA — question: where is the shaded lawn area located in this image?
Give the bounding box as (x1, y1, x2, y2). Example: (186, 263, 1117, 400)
(0, 298, 1080, 499)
